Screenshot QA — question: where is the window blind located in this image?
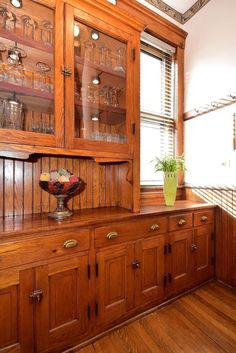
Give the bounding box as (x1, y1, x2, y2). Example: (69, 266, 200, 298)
(140, 35, 177, 185)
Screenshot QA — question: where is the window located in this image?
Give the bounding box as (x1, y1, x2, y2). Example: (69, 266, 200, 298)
(140, 33, 176, 185)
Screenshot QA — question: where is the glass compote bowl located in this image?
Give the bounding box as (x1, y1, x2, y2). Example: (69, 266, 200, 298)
(39, 178, 82, 219)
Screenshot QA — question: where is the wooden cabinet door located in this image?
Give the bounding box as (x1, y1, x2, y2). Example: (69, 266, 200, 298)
(134, 236, 164, 307)
(194, 225, 214, 283)
(35, 255, 89, 353)
(0, 268, 34, 353)
(96, 243, 134, 326)
(169, 230, 194, 294)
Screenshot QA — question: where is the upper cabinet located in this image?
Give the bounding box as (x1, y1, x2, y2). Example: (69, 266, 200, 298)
(0, 0, 64, 147)
(0, 0, 143, 158)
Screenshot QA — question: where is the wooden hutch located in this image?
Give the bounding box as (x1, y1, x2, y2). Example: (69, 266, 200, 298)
(0, 0, 216, 352)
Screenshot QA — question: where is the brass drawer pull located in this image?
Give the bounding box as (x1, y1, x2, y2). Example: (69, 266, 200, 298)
(29, 289, 43, 303)
(63, 239, 78, 249)
(106, 231, 118, 240)
(178, 219, 187, 226)
(201, 216, 208, 222)
(150, 224, 160, 231)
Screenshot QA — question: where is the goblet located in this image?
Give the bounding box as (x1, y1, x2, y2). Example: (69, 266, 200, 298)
(35, 62, 51, 92)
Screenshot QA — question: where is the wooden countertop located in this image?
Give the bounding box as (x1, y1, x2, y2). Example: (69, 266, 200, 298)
(0, 200, 216, 242)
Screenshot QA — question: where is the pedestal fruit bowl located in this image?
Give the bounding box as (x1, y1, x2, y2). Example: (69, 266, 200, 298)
(39, 168, 82, 219)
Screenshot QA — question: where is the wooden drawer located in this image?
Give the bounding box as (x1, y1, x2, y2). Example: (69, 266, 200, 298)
(95, 216, 167, 248)
(0, 228, 89, 270)
(169, 213, 193, 232)
(194, 209, 214, 227)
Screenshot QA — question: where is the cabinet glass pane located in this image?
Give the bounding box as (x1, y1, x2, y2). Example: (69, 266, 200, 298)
(0, 0, 54, 134)
(74, 20, 127, 144)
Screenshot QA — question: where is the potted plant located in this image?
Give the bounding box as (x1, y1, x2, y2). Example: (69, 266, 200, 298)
(153, 155, 185, 206)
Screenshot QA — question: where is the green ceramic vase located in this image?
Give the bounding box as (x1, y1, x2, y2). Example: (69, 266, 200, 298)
(163, 172, 178, 206)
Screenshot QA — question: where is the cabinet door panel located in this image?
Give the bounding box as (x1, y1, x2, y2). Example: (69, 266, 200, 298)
(96, 244, 133, 325)
(170, 230, 194, 294)
(0, 268, 34, 353)
(194, 225, 214, 283)
(35, 255, 89, 353)
(135, 236, 164, 307)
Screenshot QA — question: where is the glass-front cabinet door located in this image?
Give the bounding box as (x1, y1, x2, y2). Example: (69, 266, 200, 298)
(0, 0, 63, 147)
(65, 5, 134, 155)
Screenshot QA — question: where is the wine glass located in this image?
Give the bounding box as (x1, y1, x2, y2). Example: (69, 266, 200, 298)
(0, 7, 16, 31)
(41, 20, 54, 46)
(84, 40, 96, 63)
(35, 62, 51, 92)
(114, 47, 125, 73)
(21, 15, 38, 40)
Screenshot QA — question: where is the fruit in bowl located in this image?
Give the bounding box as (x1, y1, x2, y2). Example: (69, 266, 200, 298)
(39, 168, 83, 219)
(39, 168, 82, 196)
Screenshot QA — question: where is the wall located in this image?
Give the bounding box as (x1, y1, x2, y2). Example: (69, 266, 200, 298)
(183, 0, 236, 286)
(184, 0, 236, 112)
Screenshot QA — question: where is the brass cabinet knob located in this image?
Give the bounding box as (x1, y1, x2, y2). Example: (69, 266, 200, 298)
(178, 219, 187, 226)
(150, 224, 160, 231)
(132, 260, 141, 269)
(63, 239, 78, 248)
(201, 216, 208, 222)
(106, 231, 118, 240)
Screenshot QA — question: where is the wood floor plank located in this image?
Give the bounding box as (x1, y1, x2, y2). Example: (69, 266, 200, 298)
(74, 282, 236, 353)
(178, 294, 236, 353)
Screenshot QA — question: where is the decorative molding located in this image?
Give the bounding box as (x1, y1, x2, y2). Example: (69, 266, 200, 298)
(144, 0, 211, 24)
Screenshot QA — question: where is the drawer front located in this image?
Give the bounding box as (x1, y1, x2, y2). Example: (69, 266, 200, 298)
(169, 213, 193, 232)
(194, 210, 214, 227)
(95, 216, 167, 248)
(0, 228, 89, 270)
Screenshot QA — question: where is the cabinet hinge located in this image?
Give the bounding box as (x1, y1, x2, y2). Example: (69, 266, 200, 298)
(61, 65, 72, 77)
(211, 233, 215, 241)
(87, 264, 91, 279)
(88, 304, 91, 320)
(132, 123, 136, 135)
(132, 48, 136, 61)
(168, 244, 172, 254)
(95, 263, 99, 277)
(211, 257, 215, 265)
(164, 274, 168, 287)
(95, 302, 99, 316)
(164, 244, 168, 255)
(168, 273, 172, 283)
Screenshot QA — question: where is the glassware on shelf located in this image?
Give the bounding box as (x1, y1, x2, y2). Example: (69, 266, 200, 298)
(0, 42, 7, 81)
(3, 93, 24, 130)
(7, 42, 27, 66)
(0, 7, 16, 31)
(110, 87, 119, 107)
(99, 46, 107, 67)
(21, 15, 38, 40)
(99, 85, 110, 105)
(114, 47, 125, 73)
(84, 40, 96, 63)
(35, 62, 51, 92)
(0, 98, 5, 127)
(105, 48, 112, 68)
(41, 20, 54, 46)
(8, 64, 25, 86)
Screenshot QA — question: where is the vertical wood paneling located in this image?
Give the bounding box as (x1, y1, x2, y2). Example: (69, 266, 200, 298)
(4, 159, 14, 217)
(0, 156, 125, 217)
(14, 161, 24, 216)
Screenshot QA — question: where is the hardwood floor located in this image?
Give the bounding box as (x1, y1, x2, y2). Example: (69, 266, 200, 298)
(75, 282, 236, 353)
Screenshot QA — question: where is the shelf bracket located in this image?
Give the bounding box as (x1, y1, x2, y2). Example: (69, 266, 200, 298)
(126, 160, 133, 183)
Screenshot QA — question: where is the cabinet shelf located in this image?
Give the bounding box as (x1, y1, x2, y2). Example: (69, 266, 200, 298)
(0, 29, 53, 55)
(0, 81, 53, 101)
(75, 56, 126, 79)
(75, 97, 126, 116)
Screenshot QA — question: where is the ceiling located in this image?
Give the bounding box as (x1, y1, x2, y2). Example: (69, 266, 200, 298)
(163, 0, 197, 14)
(143, 0, 211, 24)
